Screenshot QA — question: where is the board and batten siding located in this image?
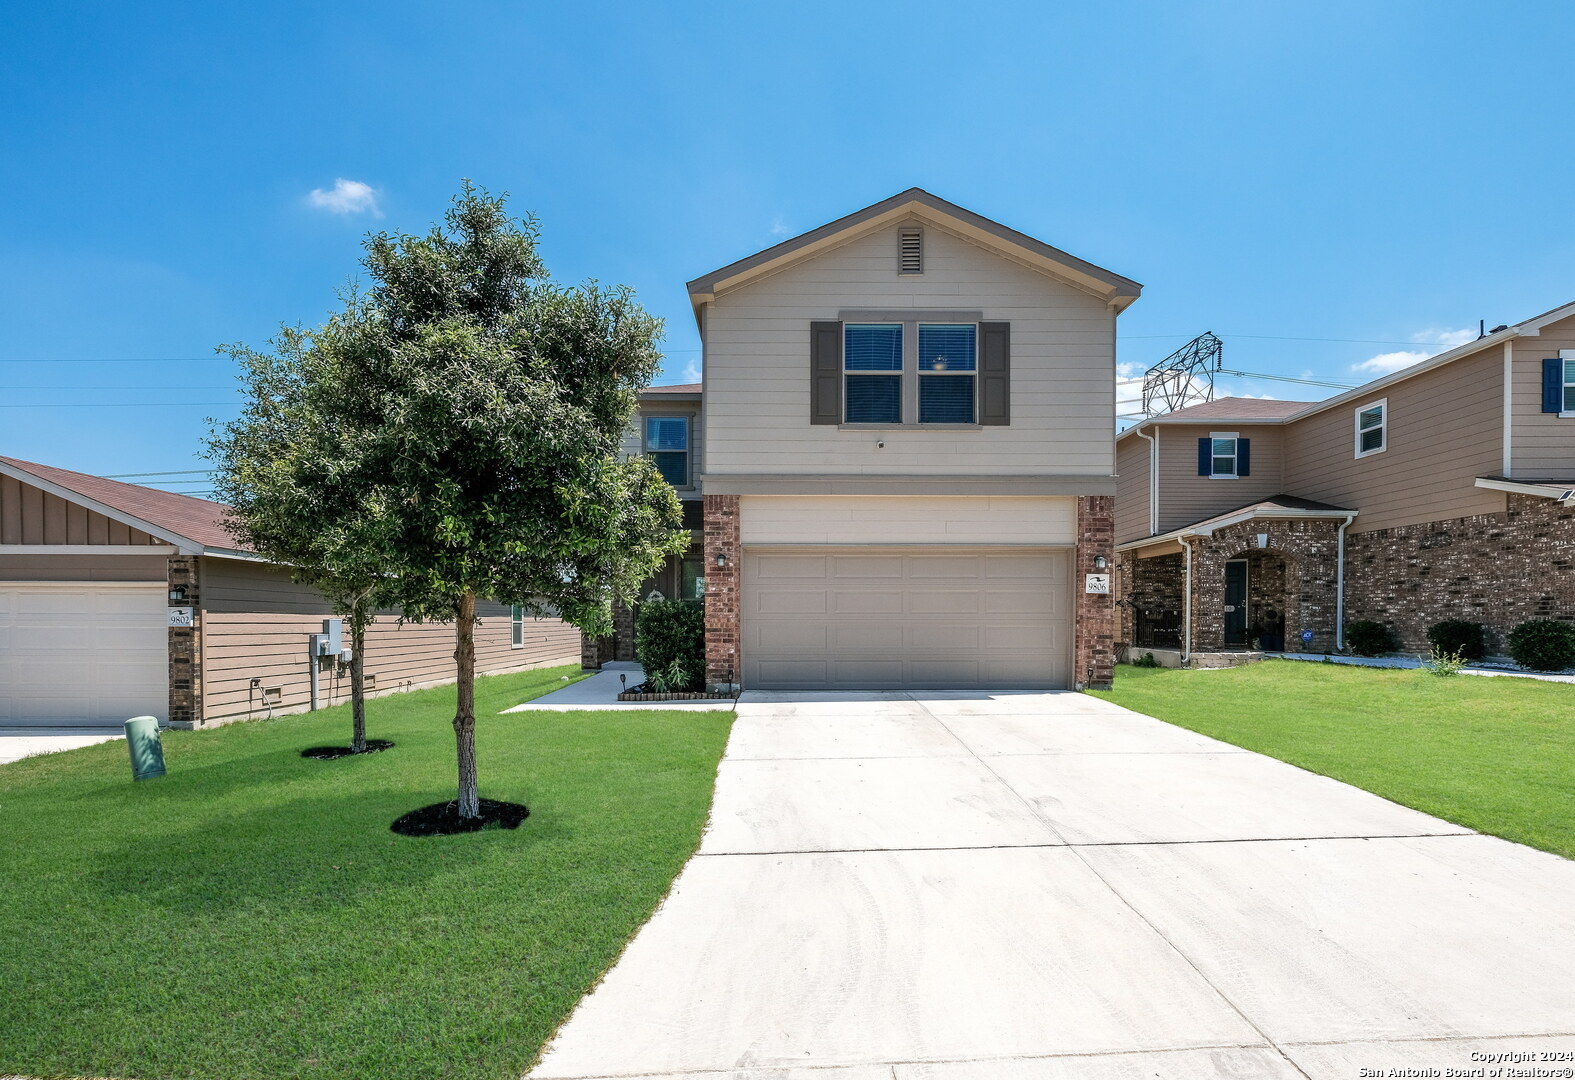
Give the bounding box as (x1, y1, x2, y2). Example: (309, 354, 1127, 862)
(739, 495, 1077, 547)
(1153, 424, 1287, 535)
(702, 221, 1117, 478)
(0, 475, 163, 546)
(199, 558, 580, 724)
(1510, 313, 1575, 476)
(1282, 347, 1505, 534)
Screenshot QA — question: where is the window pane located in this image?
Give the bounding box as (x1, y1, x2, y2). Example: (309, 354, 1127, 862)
(844, 324, 903, 371)
(646, 416, 688, 451)
(846, 374, 902, 422)
(1359, 406, 1383, 431)
(651, 451, 688, 485)
(1565, 359, 1575, 384)
(919, 376, 975, 424)
(1213, 456, 1235, 474)
(1360, 428, 1383, 452)
(918, 324, 977, 372)
(681, 559, 705, 600)
(1212, 438, 1236, 455)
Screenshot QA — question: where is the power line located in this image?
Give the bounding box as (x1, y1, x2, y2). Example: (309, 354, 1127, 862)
(0, 401, 236, 409)
(103, 470, 215, 478)
(1126, 333, 1466, 347)
(0, 385, 238, 391)
(1218, 368, 1357, 389)
(0, 357, 228, 363)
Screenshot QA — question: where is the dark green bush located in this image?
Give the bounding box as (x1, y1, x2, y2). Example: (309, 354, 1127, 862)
(1345, 620, 1399, 657)
(1426, 619, 1487, 661)
(634, 599, 706, 691)
(1506, 619, 1575, 672)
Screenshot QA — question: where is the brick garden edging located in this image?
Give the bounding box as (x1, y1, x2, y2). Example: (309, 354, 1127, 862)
(616, 690, 738, 702)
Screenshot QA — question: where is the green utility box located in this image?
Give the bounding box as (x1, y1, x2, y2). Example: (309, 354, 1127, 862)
(124, 716, 166, 781)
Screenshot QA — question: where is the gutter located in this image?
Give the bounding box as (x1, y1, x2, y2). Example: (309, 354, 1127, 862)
(1335, 512, 1357, 651)
(1134, 425, 1158, 535)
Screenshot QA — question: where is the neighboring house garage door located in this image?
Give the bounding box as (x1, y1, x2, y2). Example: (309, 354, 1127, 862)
(742, 548, 1070, 690)
(0, 584, 166, 726)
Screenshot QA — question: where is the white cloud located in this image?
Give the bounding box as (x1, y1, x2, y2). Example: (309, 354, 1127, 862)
(1354, 350, 1431, 375)
(306, 178, 382, 216)
(1412, 327, 1476, 348)
(680, 359, 701, 383)
(768, 216, 791, 239)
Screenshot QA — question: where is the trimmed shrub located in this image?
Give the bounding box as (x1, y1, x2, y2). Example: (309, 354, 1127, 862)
(1345, 620, 1399, 657)
(1506, 619, 1575, 672)
(1426, 619, 1487, 661)
(634, 599, 706, 691)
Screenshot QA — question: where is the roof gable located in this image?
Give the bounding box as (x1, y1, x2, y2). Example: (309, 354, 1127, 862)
(686, 188, 1141, 313)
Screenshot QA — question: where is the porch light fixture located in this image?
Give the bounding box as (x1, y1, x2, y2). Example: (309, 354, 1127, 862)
(1092, 555, 1108, 570)
(168, 584, 187, 602)
(1256, 533, 1270, 549)
(715, 551, 729, 568)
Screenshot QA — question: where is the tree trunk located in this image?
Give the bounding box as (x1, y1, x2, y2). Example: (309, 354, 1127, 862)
(453, 590, 480, 819)
(350, 610, 367, 754)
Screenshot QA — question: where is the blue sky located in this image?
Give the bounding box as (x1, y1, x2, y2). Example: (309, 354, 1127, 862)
(2, 1, 1572, 494)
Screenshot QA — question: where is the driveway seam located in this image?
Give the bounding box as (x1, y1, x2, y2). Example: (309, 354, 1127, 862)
(906, 691, 1317, 1080)
(692, 831, 1479, 858)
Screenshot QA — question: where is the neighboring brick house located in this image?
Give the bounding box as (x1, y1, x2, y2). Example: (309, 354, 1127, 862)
(0, 456, 580, 728)
(589, 188, 1141, 690)
(1113, 299, 1575, 661)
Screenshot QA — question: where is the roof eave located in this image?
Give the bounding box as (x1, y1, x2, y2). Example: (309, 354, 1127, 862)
(1116, 506, 1358, 551)
(0, 458, 205, 555)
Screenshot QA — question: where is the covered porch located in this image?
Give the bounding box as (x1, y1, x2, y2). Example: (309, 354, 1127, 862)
(1115, 496, 1356, 663)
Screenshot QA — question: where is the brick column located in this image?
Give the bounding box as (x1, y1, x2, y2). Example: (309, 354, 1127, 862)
(612, 600, 637, 662)
(1073, 495, 1115, 689)
(580, 631, 610, 670)
(703, 494, 740, 692)
(166, 555, 203, 726)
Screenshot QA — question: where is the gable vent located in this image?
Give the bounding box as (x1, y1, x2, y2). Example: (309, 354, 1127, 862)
(898, 228, 923, 275)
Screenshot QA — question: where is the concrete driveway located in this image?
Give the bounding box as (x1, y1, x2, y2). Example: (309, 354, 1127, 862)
(0, 727, 123, 765)
(530, 691, 1575, 1080)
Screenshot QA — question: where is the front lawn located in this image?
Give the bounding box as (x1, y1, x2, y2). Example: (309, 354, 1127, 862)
(0, 664, 734, 1080)
(1093, 660, 1575, 859)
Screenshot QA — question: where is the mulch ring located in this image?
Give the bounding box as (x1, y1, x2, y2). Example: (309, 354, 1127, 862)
(300, 739, 395, 760)
(390, 798, 530, 837)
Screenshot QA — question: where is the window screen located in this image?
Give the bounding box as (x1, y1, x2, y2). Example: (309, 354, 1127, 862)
(844, 324, 903, 423)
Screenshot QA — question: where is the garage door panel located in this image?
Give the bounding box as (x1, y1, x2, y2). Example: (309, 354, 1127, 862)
(743, 548, 1070, 690)
(0, 585, 165, 725)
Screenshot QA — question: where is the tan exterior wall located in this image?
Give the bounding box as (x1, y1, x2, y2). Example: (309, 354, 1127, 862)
(627, 399, 704, 495)
(0, 475, 163, 546)
(0, 553, 168, 581)
(738, 495, 1078, 546)
(1281, 348, 1506, 534)
(1510, 313, 1575, 476)
(198, 557, 580, 724)
(1152, 424, 1288, 534)
(701, 220, 1117, 479)
(1114, 431, 1152, 544)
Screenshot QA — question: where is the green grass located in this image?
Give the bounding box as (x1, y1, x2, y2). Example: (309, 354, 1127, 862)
(0, 665, 734, 1080)
(1092, 659, 1575, 859)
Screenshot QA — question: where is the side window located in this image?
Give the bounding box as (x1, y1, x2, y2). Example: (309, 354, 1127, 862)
(510, 605, 524, 648)
(1211, 436, 1238, 477)
(918, 324, 977, 424)
(1355, 399, 1387, 457)
(1565, 359, 1575, 413)
(844, 323, 903, 423)
(645, 416, 690, 486)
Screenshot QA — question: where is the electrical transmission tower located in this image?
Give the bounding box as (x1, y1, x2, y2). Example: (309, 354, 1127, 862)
(1141, 332, 1223, 416)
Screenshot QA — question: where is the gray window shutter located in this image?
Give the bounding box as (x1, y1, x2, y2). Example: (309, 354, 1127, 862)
(979, 322, 1010, 425)
(810, 321, 842, 425)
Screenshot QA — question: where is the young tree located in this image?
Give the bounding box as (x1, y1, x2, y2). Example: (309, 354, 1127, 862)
(221, 182, 686, 819)
(209, 322, 393, 753)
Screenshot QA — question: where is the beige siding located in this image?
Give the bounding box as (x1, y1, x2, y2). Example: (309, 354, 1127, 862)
(1510, 313, 1575, 476)
(701, 220, 1116, 479)
(1114, 431, 1152, 544)
(198, 558, 580, 723)
(739, 495, 1077, 546)
(1155, 425, 1287, 533)
(0, 475, 162, 546)
(1282, 348, 1505, 533)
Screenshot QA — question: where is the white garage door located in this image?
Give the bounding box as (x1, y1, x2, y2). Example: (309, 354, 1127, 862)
(0, 585, 167, 726)
(742, 548, 1071, 690)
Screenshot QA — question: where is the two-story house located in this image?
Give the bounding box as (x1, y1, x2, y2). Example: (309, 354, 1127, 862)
(1114, 299, 1575, 662)
(591, 189, 1142, 690)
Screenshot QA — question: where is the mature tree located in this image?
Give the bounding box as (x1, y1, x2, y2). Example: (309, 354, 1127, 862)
(209, 320, 393, 753)
(219, 182, 686, 819)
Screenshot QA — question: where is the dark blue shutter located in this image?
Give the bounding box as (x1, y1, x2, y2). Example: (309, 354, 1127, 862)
(1543, 358, 1563, 414)
(1237, 438, 1251, 477)
(1197, 437, 1211, 476)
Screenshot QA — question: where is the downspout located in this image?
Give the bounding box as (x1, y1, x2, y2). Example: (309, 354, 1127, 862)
(1179, 534, 1194, 664)
(1335, 512, 1357, 651)
(1134, 425, 1159, 535)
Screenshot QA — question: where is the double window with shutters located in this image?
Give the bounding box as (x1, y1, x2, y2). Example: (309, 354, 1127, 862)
(811, 318, 1010, 426)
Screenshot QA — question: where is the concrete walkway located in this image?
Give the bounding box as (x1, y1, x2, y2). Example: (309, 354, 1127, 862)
(0, 727, 123, 765)
(529, 690, 1575, 1080)
(505, 662, 736, 712)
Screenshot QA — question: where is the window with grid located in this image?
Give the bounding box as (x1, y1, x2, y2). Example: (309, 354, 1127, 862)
(645, 416, 690, 486)
(918, 324, 977, 424)
(844, 323, 903, 423)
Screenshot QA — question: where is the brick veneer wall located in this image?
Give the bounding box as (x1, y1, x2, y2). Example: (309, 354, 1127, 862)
(167, 555, 201, 726)
(1073, 495, 1116, 689)
(1185, 518, 1342, 654)
(1116, 550, 1184, 649)
(703, 494, 741, 691)
(1345, 493, 1575, 653)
